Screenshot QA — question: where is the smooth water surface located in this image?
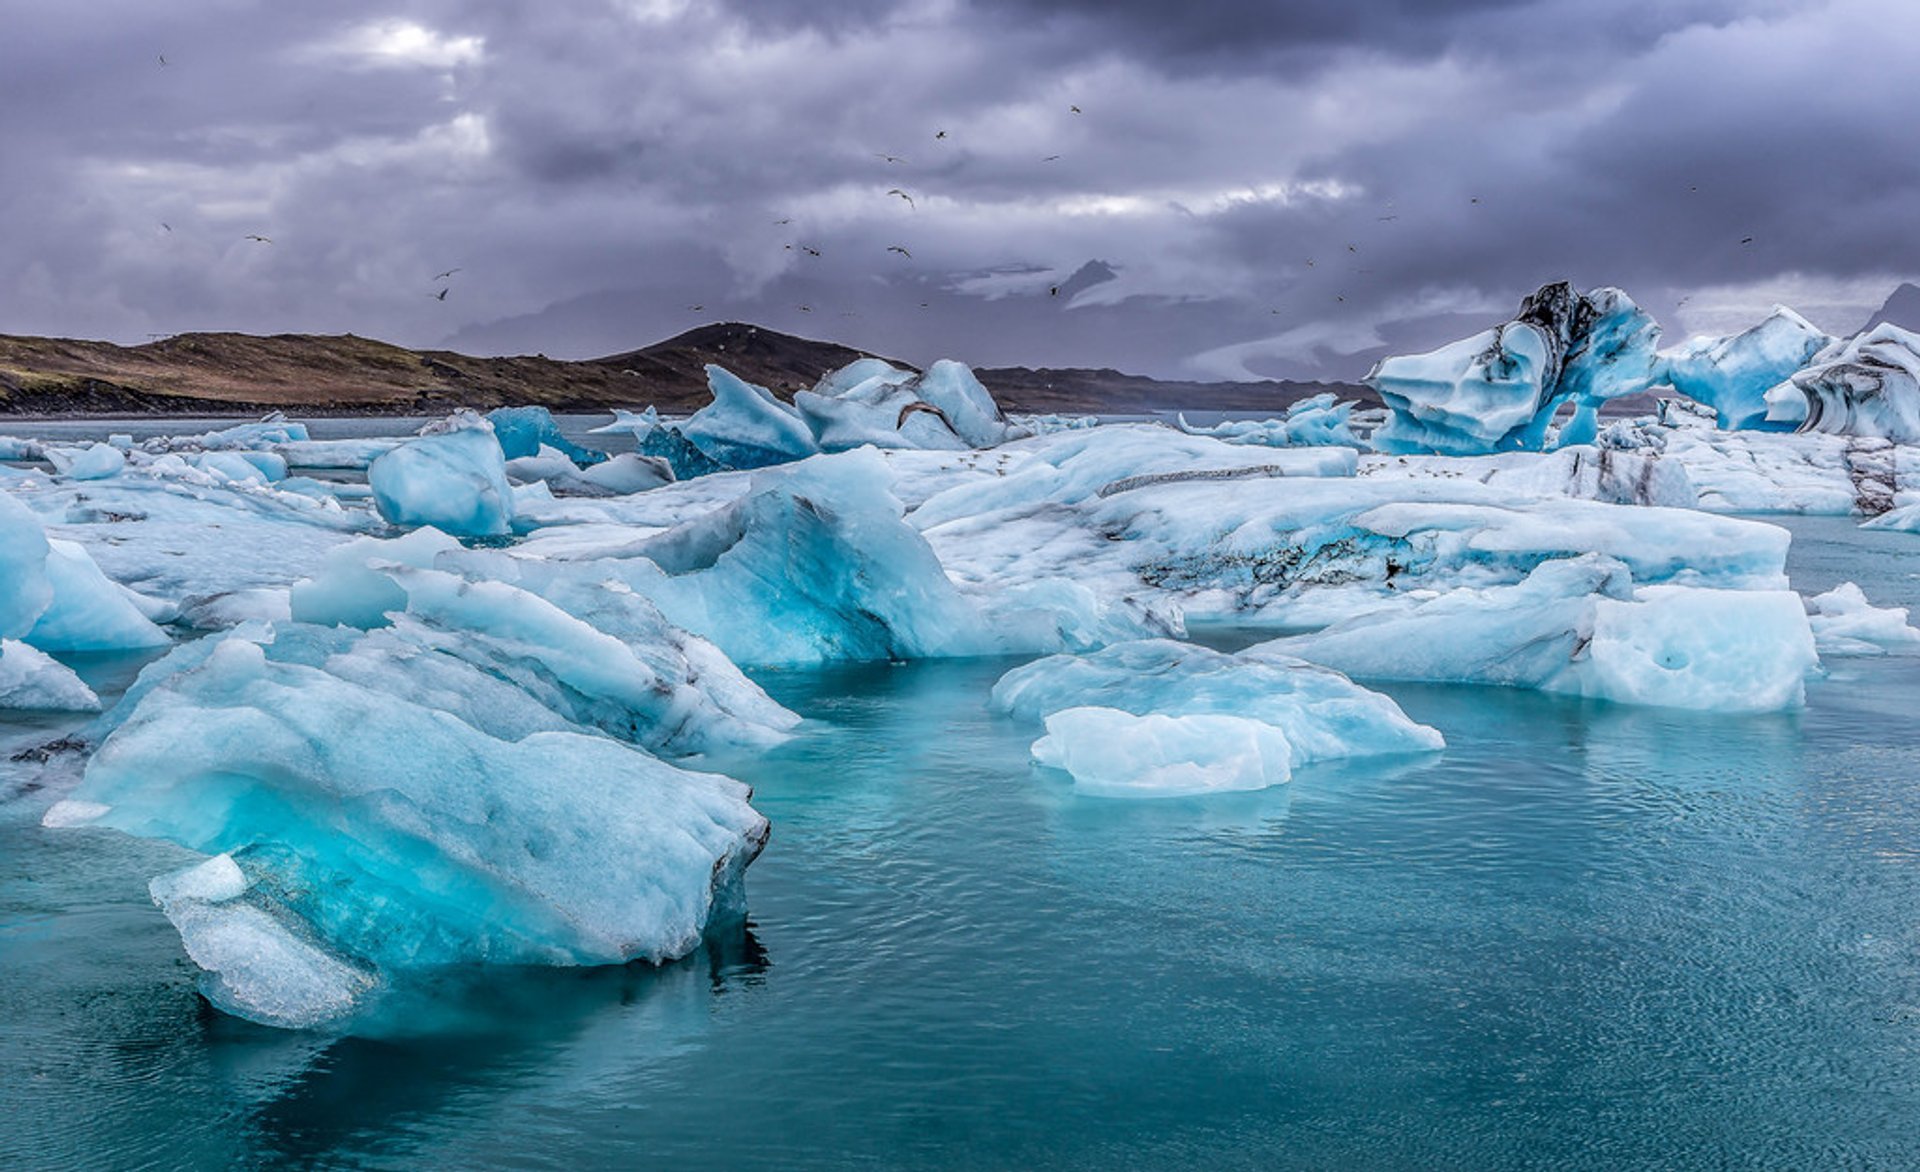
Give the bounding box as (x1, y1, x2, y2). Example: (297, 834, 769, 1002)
(4, 515, 1919, 1169)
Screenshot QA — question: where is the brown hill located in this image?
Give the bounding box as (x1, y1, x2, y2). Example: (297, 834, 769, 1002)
(0, 323, 1363, 417)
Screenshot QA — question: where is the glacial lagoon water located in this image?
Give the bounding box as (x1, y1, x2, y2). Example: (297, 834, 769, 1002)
(3, 513, 1919, 1169)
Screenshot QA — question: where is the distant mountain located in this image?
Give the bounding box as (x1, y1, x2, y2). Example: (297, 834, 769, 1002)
(1864, 282, 1920, 332)
(0, 323, 1365, 417)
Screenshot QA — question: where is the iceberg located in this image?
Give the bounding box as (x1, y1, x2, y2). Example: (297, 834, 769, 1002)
(1030, 707, 1298, 798)
(50, 442, 128, 481)
(1660, 307, 1831, 430)
(1176, 394, 1360, 449)
(367, 417, 514, 536)
(1370, 283, 1661, 455)
(26, 540, 172, 652)
(0, 492, 53, 639)
(487, 405, 607, 466)
(1266, 555, 1817, 712)
(47, 635, 771, 1028)
(0, 640, 100, 712)
(1804, 581, 1920, 656)
(679, 365, 821, 470)
(1764, 324, 1920, 443)
(993, 638, 1442, 763)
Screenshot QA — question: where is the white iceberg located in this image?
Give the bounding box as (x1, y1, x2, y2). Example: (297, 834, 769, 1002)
(1804, 581, 1920, 656)
(1267, 555, 1817, 712)
(0, 640, 100, 712)
(1031, 707, 1299, 798)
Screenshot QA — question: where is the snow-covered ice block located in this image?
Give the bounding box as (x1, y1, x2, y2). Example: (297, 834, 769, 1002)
(48, 636, 771, 1028)
(1804, 581, 1920, 656)
(368, 422, 514, 536)
(289, 527, 462, 630)
(0, 640, 100, 711)
(577, 452, 674, 495)
(1765, 323, 1920, 442)
(1862, 502, 1920, 532)
(190, 415, 311, 450)
(992, 639, 1442, 768)
(1268, 555, 1817, 711)
(1661, 307, 1830, 430)
(1031, 707, 1297, 798)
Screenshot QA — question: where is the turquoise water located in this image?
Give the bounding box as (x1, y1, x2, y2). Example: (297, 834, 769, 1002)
(5, 515, 1920, 1169)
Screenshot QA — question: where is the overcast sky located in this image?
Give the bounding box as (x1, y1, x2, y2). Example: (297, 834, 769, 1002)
(3, 0, 1916, 379)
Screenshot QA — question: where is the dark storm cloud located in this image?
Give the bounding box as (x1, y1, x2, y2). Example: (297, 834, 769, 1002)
(0, 0, 1913, 379)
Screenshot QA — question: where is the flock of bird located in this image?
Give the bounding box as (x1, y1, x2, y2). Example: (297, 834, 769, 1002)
(143, 49, 1765, 334)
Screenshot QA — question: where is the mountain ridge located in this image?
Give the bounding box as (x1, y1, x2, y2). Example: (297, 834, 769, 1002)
(0, 322, 1356, 417)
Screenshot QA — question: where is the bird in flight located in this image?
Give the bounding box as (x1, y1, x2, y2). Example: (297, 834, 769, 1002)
(434, 288, 449, 301)
(158, 54, 168, 66)
(887, 245, 912, 258)
(1377, 215, 1397, 222)
(1042, 154, 1062, 162)
(875, 153, 907, 164)
(1049, 285, 1059, 297)
(1470, 197, 1481, 204)
(244, 234, 272, 243)
(688, 303, 704, 311)
(797, 304, 813, 312)
(160, 222, 172, 232)
(802, 245, 821, 257)
(1069, 105, 1081, 114)
(934, 130, 947, 140)
(1740, 236, 1754, 245)
(432, 268, 461, 281)
(773, 217, 792, 225)
(888, 188, 915, 209)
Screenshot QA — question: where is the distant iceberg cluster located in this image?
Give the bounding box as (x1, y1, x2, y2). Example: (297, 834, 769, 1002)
(6, 296, 1920, 1030)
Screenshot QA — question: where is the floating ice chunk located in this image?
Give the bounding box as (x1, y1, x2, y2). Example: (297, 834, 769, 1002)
(616, 449, 990, 664)
(192, 414, 311, 450)
(289, 527, 463, 629)
(1176, 394, 1360, 449)
(910, 361, 1014, 448)
(291, 531, 798, 752)
(192, 449, 286, 485)
(1031, 707, 1296, 798)
(487, 405, 606, 465)
(577, 452, 674, 495)
(0, 436, 45, 460)
(50, 442, 127, 481)
(504, 445, 583, 485)
(1371, 283, 1661, 455)
(148, 854, 378, 1030)
(1862, 501, 1920, 532)
(0, 492, 53, 638)
(1268, 555, 1816, 711)
(1804, 581, 1920, 656)
(811, 357, 916, 398)
(1764, 324, 1920, 442)
(589, 406, 665, 439)
(368, 423, 514, 536)
(1661, 307, 1830, 430)
(793, 377, 969, 452)
(0, 640, 100, 711)
(54, 637, 771, 1027)
(276, 438, 402, 470)
(1369, 321, 1553, 454)
(992, 639, 1443, 766)
(679, 365, 820, 470)
(27, 539, 171, 652)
